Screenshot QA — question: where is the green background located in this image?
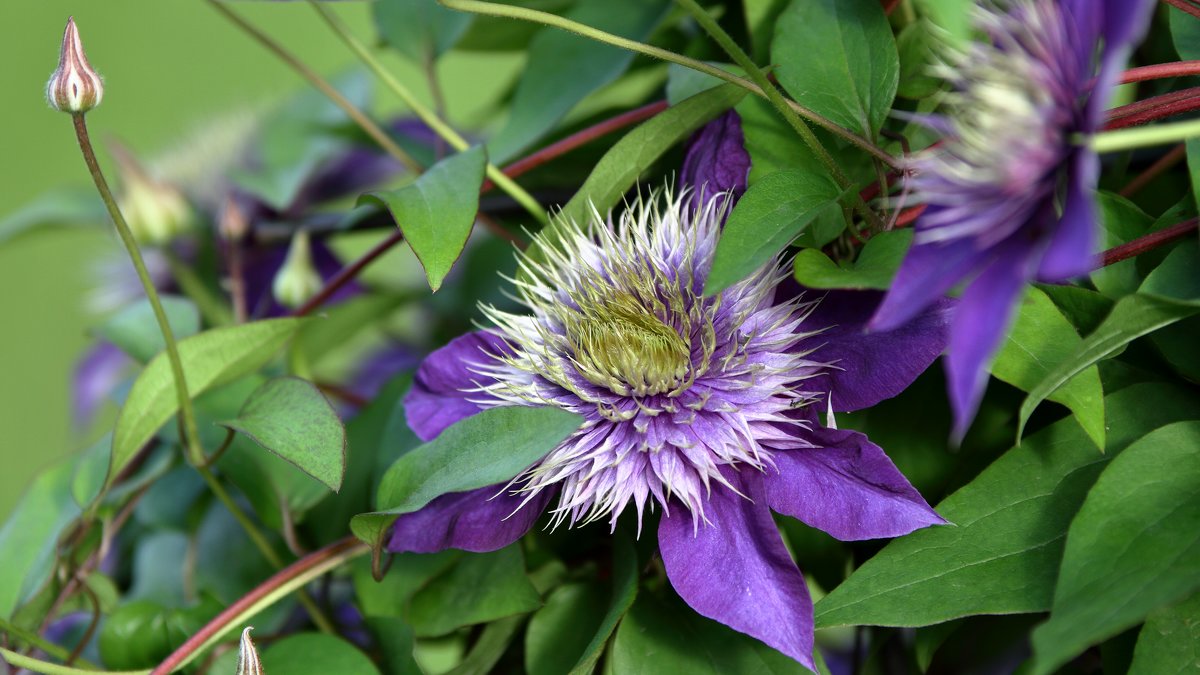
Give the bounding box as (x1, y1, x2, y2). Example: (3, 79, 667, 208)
(0, 1, 520, 517)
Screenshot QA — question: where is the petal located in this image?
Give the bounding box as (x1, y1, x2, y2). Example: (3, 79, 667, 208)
(763, 427, 946, 541)
(946, 244, 1037, 440)
(73, 342, 131, 429)
(386, 485, 551, 554)
(1038, 152, 1100, 281)
(404, 331, 509, 441)
(868, 232, 983, 333)
(680, 110, 751, 208)
(658, 470, 815, 669)
(805, 290, 951, 412)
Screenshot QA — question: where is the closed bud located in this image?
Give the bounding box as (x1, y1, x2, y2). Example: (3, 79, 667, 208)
(219, 195, 251, 242)
(47, 17, 103, 114)
(272, 230, 323, 309)
(112, 144, 194, 246)
(235, 627, 264, 675)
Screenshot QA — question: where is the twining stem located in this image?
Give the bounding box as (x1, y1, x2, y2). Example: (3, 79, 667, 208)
(71, 114, 205, 467)
(1119, 144, 1187, 197)
(1091, 116, 1200, 153)
(205, 0, 423, 175)
(1121, 60, 1200, 83)
(0, 647, 147, 675)
(0, 619, 102, 671)
(1100, 217, 1199, 266)
(1162, 0, 1200, 21)
(437, 0, 900, 169)
(150, 537, 368, 675)
(1105, 87, 1200, 129)
(294, 230, 404, 317)
(672, 0, 886, 231)
(306, 0, 549, 225)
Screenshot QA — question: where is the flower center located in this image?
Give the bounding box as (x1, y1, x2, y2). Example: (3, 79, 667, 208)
(565, 293, 691, 397)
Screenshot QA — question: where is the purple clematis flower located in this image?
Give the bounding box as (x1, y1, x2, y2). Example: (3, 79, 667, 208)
(869, 0, 1155, 437)
(387, 190, 950, 669)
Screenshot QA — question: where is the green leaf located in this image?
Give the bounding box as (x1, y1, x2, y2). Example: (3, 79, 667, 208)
(913, 0, 973, 47)
(1171, 5, 1200, 60)
(447, 615, 525, 675)
(0, 188, 105, 246)
(71, 433, 112, 509)
(486, 0, 669, 163)
(0, 462, 80, 619)
(95, 295, 201, 363)
(791, 229, 913, 291)
(374, 0, 472, 63)
(612, 590, 809, 673)
(294, 293, 405, 365)
(261, 633, 381, 675)
(1092, 192, 1155, 298)
(567, 536, 639, 675)
(814, 383, 1200, 628)
(555, 84, 748, 233)
(407, 546, 542, 637)
(110, 318, 306, 489)
(361, 146, 487, 292)
(219, 376, 347, 492)
(1187, 137, 1200, 219)
(992, 287, 1105, 449)
(896, 19, 943, 100)
(1030, 423, 1200, 674)
(705, 170, 842, 295)
(1016, 293, 1200, 442)
(772, 0, 899, 137)
(526, 583, 607, 675)
(350, 406, 582, 546)
(353, 552, 462, 618)
(1128, 591, 1200, 675)
(368, 617, 423, 675)
(665, 62, 745, 105)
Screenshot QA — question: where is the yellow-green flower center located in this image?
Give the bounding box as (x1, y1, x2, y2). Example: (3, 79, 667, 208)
(566, 294, 691, 397)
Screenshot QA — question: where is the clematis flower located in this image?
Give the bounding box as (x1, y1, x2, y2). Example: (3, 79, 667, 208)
(387, 190, 950, 668)
(869, 0, 1155, 437)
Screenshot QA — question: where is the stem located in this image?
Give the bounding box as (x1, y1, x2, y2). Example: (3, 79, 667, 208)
(1163, 0, 1200, 20)
(1119, 144, 1187, 197)
(1121, 60, 1200, 84)
(205, 0, 423, 175)
(1100, 217, 1199, 267)
(0, 648, 147, 675)
(294, 230, 404, 317)
(307, 0, 549, 225)
(438, 0, 900, 169)
(195, 469, 336, 635)
(1091, 117, 1200, 153)
(162, 249, 234, 326)
(1105, 87, 1200, 129)
(150, 538, 368, 675)
(0, 620, 100, 671)
(71, 114, 205, 467)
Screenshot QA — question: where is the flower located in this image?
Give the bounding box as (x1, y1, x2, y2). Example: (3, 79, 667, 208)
(680, 110, 750, 208)
(387, 190, 951, 668)
(869, 0, 1155, 437)
(46, 17, 102, 114)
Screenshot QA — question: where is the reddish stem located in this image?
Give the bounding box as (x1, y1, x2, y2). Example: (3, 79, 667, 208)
(1163, 0, 1200, 20)
(1100, 218, 1199, 267)
(1121, 61, 1200, 84)
(1119, 144, 1188, 197)
(894, 205, 925, 228)
(482, 100, 669, 192)
(881, 0, 903, 14)
(294, 230, 404, 317)
(1105, 87, 1200, 129)
(151, 537, 363, 675)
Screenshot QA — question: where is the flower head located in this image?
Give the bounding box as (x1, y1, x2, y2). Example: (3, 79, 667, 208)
(870, 0, 1155, 437)
(47, 17, 103, 114)
(390, 189, 951, 668)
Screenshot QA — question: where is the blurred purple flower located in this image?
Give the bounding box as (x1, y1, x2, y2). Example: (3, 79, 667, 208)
(387, 191, 949, 668)
(870, 0, 1155, 437)
(73, 342, 132, 430)
(680, 110, 750, 208)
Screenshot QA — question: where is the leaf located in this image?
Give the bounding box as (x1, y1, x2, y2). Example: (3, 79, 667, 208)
(350, 406, 583, 547)
(261, 633, 381, 675)
(791, 229, 913, 291)
(374, 0, 472, 63)
(992, 287, 1105, 449)
(293, 293, 404, 365)
(353, 551, 462, 618)
(368, 618, 423, 675)
(665, 62, 745, 105)
(814, 383, 1200, 628)
(361, 146, 487, 291)
(1128, 591, 1200, 675)
(554, 84, 748, 233)
(219, 377, 347, 492)
(1171, 5, 1200, 60)
(0, 188, 105, 246)
(567, 536, 639, 675)
(705, 170, 842, 295)
(486, 0, 670, 163)
(526, 583, 607, 675)
(912, 0, 973, 47)
(447, 615, 525, 675)
(896, 19, 943, 100)
(772, 0, 899, 137)
(1030, 423, 1200, 675)
(71, 433, 112, 509)
(407, 546, 542, 637)
(1092, 191, 1155, 298)
(95, 295, 201, 363)
(110, 318, 306, 489)
(1016, 294, 1200, 442)
(0, 462, 80, 618)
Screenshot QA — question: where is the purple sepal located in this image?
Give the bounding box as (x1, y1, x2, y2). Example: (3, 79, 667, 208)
(403, 331, 509, 442)
(1037, 152, 1099, 281)
(658, 469, 815, 670)
(764, 427, 946, 541)
(868, 232, 982, 333)
(680, 110, 750, 207)
(73, 342, 131, 429)
(387, 485, 551, 554)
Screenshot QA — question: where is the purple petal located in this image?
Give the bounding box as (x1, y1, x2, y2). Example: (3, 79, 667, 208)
(658, 470, 814, 669)
(1076, 0, 1156, 128)
(1038, 152, 1099, 281)
(386, 485, 550, 554)
(868, 232, 983, 333)
(805, 291, 951, 412)
(680, 110, 750, 208)
(73, 342, 131, 429)
(763, 427, 945, 541)
(404, 331, 509, 441)
(946, 243, 1037, 440)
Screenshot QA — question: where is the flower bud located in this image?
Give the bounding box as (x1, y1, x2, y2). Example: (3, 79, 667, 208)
(46, 17, 103, 114)
(112, 145, 195, 246)
(219, 195, 251, 242)
(272, 230, 323, 309)
(236, 627, 263, 675)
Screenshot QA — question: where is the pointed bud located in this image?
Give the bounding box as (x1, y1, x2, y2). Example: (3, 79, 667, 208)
(47, 17, 103, 114)
(219, 196, 251, 242)
(112, 143, 194, 246)
(272, 230, 323, 309)
(236, 627, 264, 675)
